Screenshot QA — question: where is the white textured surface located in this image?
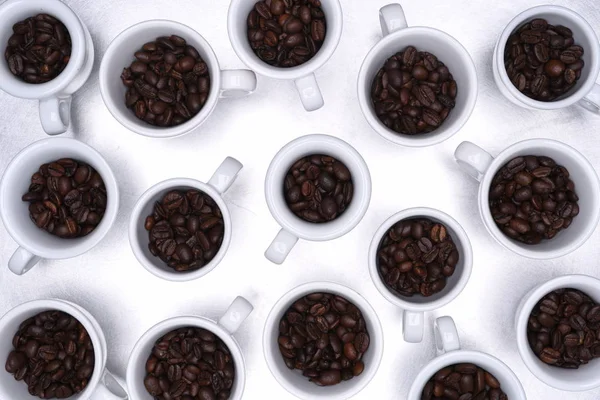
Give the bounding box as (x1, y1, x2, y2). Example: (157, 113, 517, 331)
(0, 0, 599, 399)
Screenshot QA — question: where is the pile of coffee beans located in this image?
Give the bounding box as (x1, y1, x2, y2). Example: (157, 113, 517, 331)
(121, 35, 210, 127)
(422, 363, 508, 400)
(247, 0, 326, 67)
(284, 154, 353, 223)
(5, 310, 95, 399)
(5, 14, 72, 83)
(489, 155, 579, 245)
(527, 288, 600, 369)
(376, 218, 459, 297)
(145, 190, 224, 272)
(371, 46, 457, 135)
(144, 327, 235, 400)
(278, 292, 370, 386)
(22, 158, 107, 238)
(504, 18, 585, 101)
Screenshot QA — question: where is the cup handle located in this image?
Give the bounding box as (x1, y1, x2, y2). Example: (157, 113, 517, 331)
(454, 141, 494, 182)
(434, 316, 461, 355)
(9, 247, 41, 275)
(89, 369, 128, 399)
(379, 4, 408, 36)
(403, 310, 424, 343)
(220, 69, 257, 98)
(579, 83, 600, 114)
(217, 296, 254, 334)
(39, 95, 71, 135)
(294, 73, 324, 111)
(265, 229, 299, 264)
(207, 157, 243, 194)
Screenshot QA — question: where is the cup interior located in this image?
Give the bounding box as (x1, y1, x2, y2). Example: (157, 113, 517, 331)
(0, 138, 119, 260)
(358, 27, 477, 147)
(99, 20, 221, 138)
(129, 179, 232, 282)
(263, 282, 383, 399)
(368, 208, 473, 311)
(0, 0, 85, 99)
(495, 6, 600, 109)
(0, 300, 105, 400)
(227, 0, 342, 79)
(479, 140, 600, 259)
(265, 135, 371, 241)
(127, 317, 245, 400)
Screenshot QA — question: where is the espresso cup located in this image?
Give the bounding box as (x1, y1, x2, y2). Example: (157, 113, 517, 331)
(455, 139, 600, 259)
(0, 138, 120, 275)
(407, 316, 526, 399)
(99, 20, 257, 138)
(357, 3, 478, 147)
(126, 296, 253, 400)
(0, 299, 128, 399)
(263, 281, 383, 400)
(368, 207, 473, 343)
(227, 0, 343, 111)
(493, 5, 600, 113)
(129, 157, 242, 281)
(516, 274, 600, 391)
(264, 134, 371, 264)
(0, 0, 95, 135)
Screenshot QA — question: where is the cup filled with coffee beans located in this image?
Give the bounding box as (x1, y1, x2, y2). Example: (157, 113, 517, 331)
(516, 274, 600, 391)
(126, 296, 253, 400)
(455, 139, 600, 259)
(357, 3, 478, 147)
(263, 282, 383, 399)
(0, 299, 128, 399)
(99, 20, 257, 138)
(129, 157, 243, 281)
(0, 138, 119, 275)
(0, 0, 95, 135)
(493, 5, 600, 113)
(407, 316, 526, 399)
(264, 134, 371, 264)
(227, 0, 343, 111)
(368, 208, 473, 343)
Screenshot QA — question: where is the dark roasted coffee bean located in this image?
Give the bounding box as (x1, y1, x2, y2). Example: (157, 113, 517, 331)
(423, 364, 507, 399)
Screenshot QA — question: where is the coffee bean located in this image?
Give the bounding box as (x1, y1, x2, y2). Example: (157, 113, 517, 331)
(422, 364, 507, 400)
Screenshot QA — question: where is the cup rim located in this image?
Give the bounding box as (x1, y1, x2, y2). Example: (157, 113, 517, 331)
(262, 281, 384, 400)
(368, 207, 473, 311)
(227, 0, 343, 80)
(0, 0, 87, 99)
(128, 177, 232, 282)
(516, 274, 600, 391)
(126, 315, 246, 400)
(477, 138, 600, 259)
(98, 19, 222, 138)
(357, 26, 478, 147)
(493, 5, 600, 110)
(0, 137, 120, 260)
(407, 350, 527, 399)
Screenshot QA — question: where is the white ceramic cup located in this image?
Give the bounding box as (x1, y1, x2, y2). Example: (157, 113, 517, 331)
(126, 296, 253, 400)
(368, 208, 473, 343)
(357, 3, 478, 147)
(455, 139, 600, 259)
(0, 138, 120, 275)
(227, 0, 343, 111)
(129, 157, 243, 281)
(407, 316, 526, 399)
(263, 281, 383, 400)
(0, 299, 128, 399)
(99, 20, 257, 138)
(516, 274, 600, 392)
(264, 134, 371, 264)
(493, 5, 600, 113)
(0, 0, 95, 135)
